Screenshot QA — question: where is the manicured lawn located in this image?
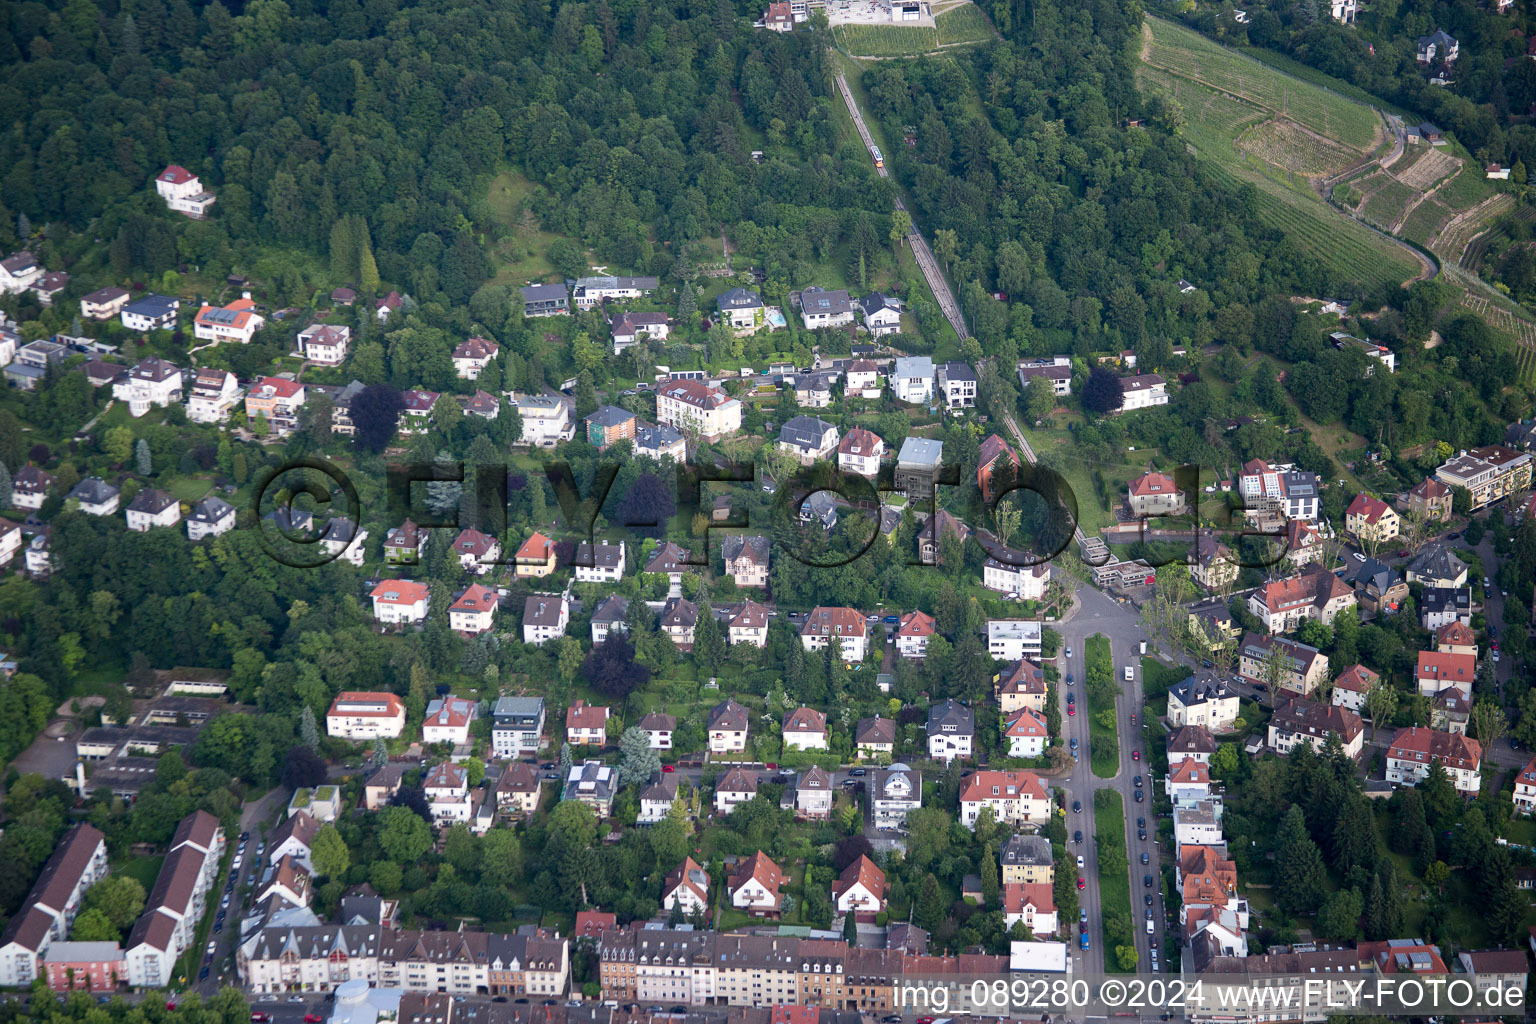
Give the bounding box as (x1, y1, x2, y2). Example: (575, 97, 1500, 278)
(117, 855, 164, 891)
(1086, 634, 1120, 779)
(169, 476, 213, 502)
(1092, 788, 1135, 972)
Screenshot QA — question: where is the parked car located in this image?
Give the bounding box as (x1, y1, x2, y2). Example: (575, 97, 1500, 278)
(1074, 830, 1083, 844)
(1144, 874, 1154, 887)
(849, 768, 867, 776)
(1072, 800, 1081, 813)
(1077, 877, 1085, 890)
(1140, 852, 1150, 865)
(1134, 775, 1143, 788)
(1132, 750, 1140, 761)
(1134, 790, 1144, 803)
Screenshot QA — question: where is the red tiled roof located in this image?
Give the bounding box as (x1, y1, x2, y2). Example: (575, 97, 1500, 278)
(897, 610, 936, 638)
(959, 770, 1047, 803)
(158, 164, 195, 183)
(1129, 472, 1179, 497)
(833, 855, 886, 902)
(370, 580, 430, 605)
(1346, 492, 1393, 524)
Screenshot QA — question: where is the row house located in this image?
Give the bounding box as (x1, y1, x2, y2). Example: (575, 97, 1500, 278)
(239, 925, 384, 993)
(0, 824, 109, 987)
(125, 811, 224, 987)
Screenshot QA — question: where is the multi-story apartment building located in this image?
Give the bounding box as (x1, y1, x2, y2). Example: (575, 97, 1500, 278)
(326, 692, 407, 739)
(958, 769, 1050, 828)
(0, 824, 109, 987)
(1386, 726, 1482, 795)
(1238, 459, 1321, 521)
(244, 376, 306, 435)
(655, 380, 742, 440)
(186, 368, 242, 423)
(1436, 445, 1533, 511)
(1247, 570, 1356, 633)
(799, 606, 868, 661)
(1267, 699, 1364, 759)
(490, 697, 545, 758)
(1238, 633, 1329, 695)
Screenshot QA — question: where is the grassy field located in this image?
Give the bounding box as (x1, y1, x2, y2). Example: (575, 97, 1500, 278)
(935, 3, 994, 45)
(1093, 788, 1135, 972)
(484, 168, 562, 285)
(1137, 24, 1419, 291)
(835, 23, 938, 56)
(1085, 634, 1120, 779)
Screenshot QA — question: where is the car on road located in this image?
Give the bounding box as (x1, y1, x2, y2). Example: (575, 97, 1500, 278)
(883, 1015, 904, 1022)
(1144, 874, 1153, 887)
(1134, 789, 1144, 802)
(1077, 877, 1085, 890)
(1076, 855, 1084, 869)
(1069, 737, 1078, 751)
(1133, 775, 1143, 788)
(661, 765, 675, 773)
(1066, 673, 1073, 685)
(1147, 916, 1155, 935)
(1080, 933, 1089, 951)
(214, 922, 223, 934)
(849, 768, 867, 776)
(1124, 666, 1133, 681)
(1138, 829, 1147, 841)
(1073, 830, 1083, 843)
(917, 1017, 935, 1024)
(199, 968, 210, 980)
(1448, 531, 1462, 540)
(1080, 908, 1088, 923)
(1079, 920, 1088, 934)
(1065, 646, 1072, 658)
(1130, 714, 1136, 725)
(1145, 893, 1153, 907)
(882, 615, 900, 625)
(1072, 800, 1081, 814)
(1494, 650, 1501, 662)
(259, 996, 278, 1004)
(1140, 852, 1150, 865)
(240, 831, 249, 842)
(289, 996, 305, 1003)
(305, 1015, 323, 1022)
(1132, 750, 1140, 761)
(1137, 817, 1145, 828)
(207, 941, 216, 956)
(1067, 704, 1075, 716)
(250, 1014, 271, 1022)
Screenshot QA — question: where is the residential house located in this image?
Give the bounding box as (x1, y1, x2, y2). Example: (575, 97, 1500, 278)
(320, 517, 367, 566)
(1238, 633, 1329, 695)
(125, 488, 181, 532)
(895, 610, 936, 659)
(452, 337, 499, 379)
(491, 697, 545, 759)
(717, 287, 765, 332)
(609, 312, 669, 354)
(988, 620, 1043, 662)
(514, 532, 556, 577)
(800, 606, 869, 661)
(859, 293, 902, 336)
(894, 436, 943, 500)
(29, 271, 67, 305)
(1431, 687, 1471, 735)
(572, 275, 658, 310)
(1002, 884, 1057, 936)
(519, 283, 569, 317)
(1167, 759, 1213, 808)
(183, 497, 234, 541)
(983, 551, 1051, 600)
(154, 165, 216, 218)
(115, 356, 183, 416)
(1267, 700, 1364, 759)
(638, 712, 677, 750)
(660, 596, 699, 650)
(585, 406, 637, 448)
(1345, 493, 1400, 545)
(1415, 650, 1477, 698)
(646, 541, 694, 588)
(42, 943, 125, 993)
(1416, 28, 1458, 62)
(917, 509, 970, 565)
(936, 361, 977, 411)
(1456, 950, 1529, 1004)
(81, 359, 123, 389)
(869, 765, 921, 828)
(727, 600, 770, 647)
(1127, 472, 1186, 517)
(447, 585, 498, 636)
(1238, 459, 1321, 522)
(638, 771, 680, 825)
(297, 324, 351, 365)
(1331, 664, 1379, 713)
(723, 535, 770, 587)
(635, 422, 687, 461)
(1167, 674, 1239, 732)
(420, 696, 473, 746)
(494, 763, 541, 818)
(707, 699, 750, 753)
(1119, 373, 1169, 411)
(327, 693, 406, 739)
(515, 394, 572, 445)
(420, 763, 473, 824)
(799, 287, 856, 330)
(778, 415, 840, 465)
(1386, 727, 1482, 794)
(522, 595, 569, 645)
(1191, 534, 1239, 592)
(655, 380, 742, 440)
(1000, 834, 1054, 885)
(833, 857, 886, 918)
(1514, 757, 1536, 815)
(1282, 518, 1328, 568)
(845, 359, 882, 397)
(927, 700, 975, 763)
(663, 858, 711, 915)
(194, 297, 265, 344)
(590, 594, 630, 644)
(783, 766, 833, 819)
(1246, 569, 1356, 632)
(11, 465, 53, 511)
(67, 477, 120, 516)
(1436, 620, 1478, 656)
(463, 390, 499, 419)
(783, 707, 829, 751)
(79, 286, 130, 321)
(855, 717, 896, 759)
(1421, 587, 1472, 630)
(0, 824, 109, 986)
(1404, 476, 1453, 521)
(714, 765, 758, 813)
(384, 519, 428, 564)
(364, 763, 408, 811)
(1004, 708, 1049, 757)
(0, 251, 41, 294)
(398, 389, 440, 435)
(1340, 554, 1409, 615)
(566, 700, 610, 746)
(3, 339, 63, 389)
(892, 356, 935, 404)
(258, 855, 313, 907)
(958, 770, 1050, 828)
(997, 659, 1048, 715)
(1332, 333, 1396, 373)
(978, 434, 1020, 503)
(451, 528, 501, 574)
(562, 761, 617, 816)
(120, 294, 180, 332)
(1436, 445, 1532, 511)
(123, 812, 224, 987)
(1016, 356, 1073, 396)
(243, 376, 306, 435)
(1168, 724, 1218, 764)
(728, 852, 785, 917)
(1406, 543, 1468, 588)
(574, 540, 626, 583)
(0, 518, 18, 568)
(186, 368, 242, 423)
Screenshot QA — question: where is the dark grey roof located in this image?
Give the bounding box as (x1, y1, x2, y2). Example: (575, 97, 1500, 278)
(1421, 587, 1471, 614)
(717, 287, 763, 311)
(189, 496, 234, 523)
(586, 405, 635, 427)
(520, 283, 568, 302)
(123, 294, 178, 318)
(128, 488, 177, 514)
(1000, 833, 1053, 867)
(1407, 543, 1465, 581)
(926, 699, 974, 735)
(575, 540, 625, 569)
(939, 361, 976, 383)
(636, 423, 684, 452)
(69, 477, 120, 503)
(722, 535, 770, 565)
(1341, 556, 1399, 594)
(590, 594, 629, 624)
(859, 292, 900, 317)
(778, 415, 837, 451)
(661, 596, 699, 629)
(1169, 673, 1231, 708)
(801, 287, 854, 316)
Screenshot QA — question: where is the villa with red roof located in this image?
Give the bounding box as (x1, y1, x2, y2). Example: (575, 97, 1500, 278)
(244, 376, 306, 436)
(449, 584, 499, 636)
(1002, 883, 1057, 935)
(1127, 472, 1185, 517)
(1331, 664, 1379, 713)
(1004, 708, 1049, 757)
(194, 297, 265, 344)
(326, 692, 406, 739)
(1415, 650, 1477, 698)
(369, 579, 430, 625)
(515, 532, 556, 577)
(1345, 492, 1400, 546)
(832, 856, 886, 918)
(959, 770, 1050, 828)
(728, 852, 785, 916)
(155, 165, 216, 218)
(895, 610, 936, 659)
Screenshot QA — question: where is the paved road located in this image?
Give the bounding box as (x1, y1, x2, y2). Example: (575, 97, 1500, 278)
(1056, 585, 1165, 976)
(833, 72, 969, 340)
(193, 787, 288, 998)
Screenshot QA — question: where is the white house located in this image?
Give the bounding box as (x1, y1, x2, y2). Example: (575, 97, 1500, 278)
(448, 584, 498, 636)
(1118, 373, 1168, 412)
(193, 298, 264, 344)
(125, 489, 181, 532)
(859, 293, 902, 337)
(895, 609, 936, 659)
(452, 336, 499, 379)
(370, 580, 431, 625)
(1386, 726, 1481, 795)
(516, 394, 573, 446)
(845, 359, 882, 397)
(714, 765, 758, 813)
(185, 368, 242, 424)
(423, 696, 477, 746)
(572, 274, 659, 310)
(892, 356, 935, 404)
(297, 324, 351, 365)
(663, 858, 711, 915)
(1513, 757, 1536, 815)
(154, 165, 216, 218)
(983, 553, 1050, 600)
(727, 852, 784, 916)
(717, 287, 765, 332)
(575, 540, 626, 582)
(638, 712, 677, 750)
(1166, 675, 1240, 732)
(958, 769, 1050, 828)
(782, 707, 829, 750)
(832, 856, 887, 917)
(522, 594, 570, 645)
(707, 699, 750, 753)
(566, 700, 611, 746)
(326, 692, 406, 739)
(120, 295, 180, 332)
(927, 699, 974, 762)
(320, 518, 367, 567)
(186, 497, 236, 541)
(1002, 883, 1058, 936)
(1004, 708, 1049, 757)
(114, 356, 183, 416)
(937, 362, 977, 411)
(610, 312, 669, 354)
(79, 286, 130, 321)
(0, 251, 43, 294)
(423, 762, 473, 825)
(799, 606, 869, 662)
(67, 478, 120, 516)
(799, 287, 856, 330)
(837, 427, 885, 478)
(655, 380, 742, 440)
(987, 619, 1043, 661)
